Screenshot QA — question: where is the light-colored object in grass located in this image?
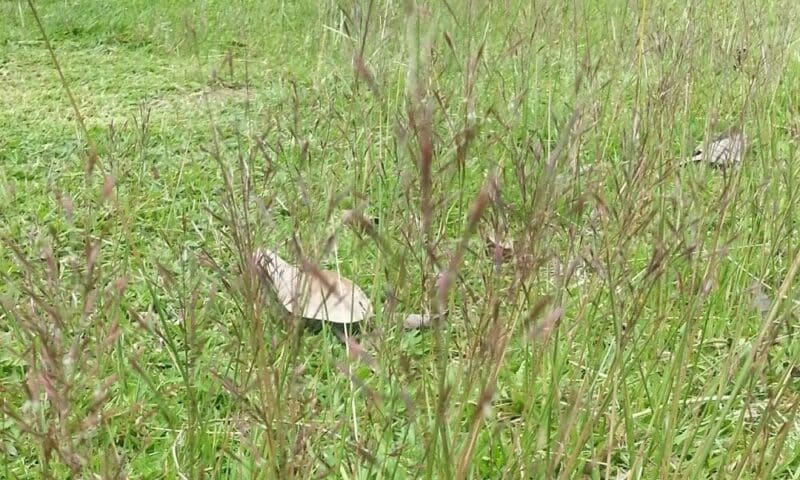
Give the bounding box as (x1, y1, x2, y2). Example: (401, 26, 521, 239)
(254, 248, 372, 324)
(402, 313, 439, 329)
(341, 209, 377, 236)
(682, 127, 746, 167)
(748, 282, 772, 317)
(483, 229, 514, 265)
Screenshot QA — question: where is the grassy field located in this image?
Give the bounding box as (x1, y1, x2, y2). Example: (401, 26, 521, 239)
(1, 0, 800, 478)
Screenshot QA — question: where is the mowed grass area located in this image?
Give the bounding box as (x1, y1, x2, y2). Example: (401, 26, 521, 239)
(1, 0, 800, 478)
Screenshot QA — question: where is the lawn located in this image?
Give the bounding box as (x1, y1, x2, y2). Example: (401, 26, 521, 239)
(1, 0, 799, 478)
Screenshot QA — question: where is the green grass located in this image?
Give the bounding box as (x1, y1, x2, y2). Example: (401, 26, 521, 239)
(1, 0, 800, 478)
